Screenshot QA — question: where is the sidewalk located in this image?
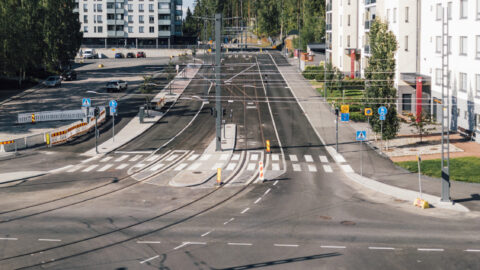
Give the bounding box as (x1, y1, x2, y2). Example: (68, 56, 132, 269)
(277, 53, 478, 212)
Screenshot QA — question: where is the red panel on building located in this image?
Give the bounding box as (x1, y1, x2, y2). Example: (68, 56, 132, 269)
(350, 50, 355, 79)
(416, 77, 423, 122)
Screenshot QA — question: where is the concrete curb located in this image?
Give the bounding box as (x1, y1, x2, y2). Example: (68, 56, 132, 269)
(270, 52, 470, 213)
(0, 171, 47, 184)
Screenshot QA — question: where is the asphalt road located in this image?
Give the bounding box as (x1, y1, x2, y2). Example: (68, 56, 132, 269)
(0, 53, 479, 269)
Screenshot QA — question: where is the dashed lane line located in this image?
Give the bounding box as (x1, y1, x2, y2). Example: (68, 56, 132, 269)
(140, 255, 159, 264)
(321, 245, 346, 249)
(368, 247, 395, 250)
(224, 218, 235, 225)
(264, 188, 271, 196)
(174, 242, 206, 250)
(465, 249, 480, 252)
(417, 248, 444, 252)
(241, 208, 250, 214)
(115, 155, 129, 162)
(0, 238, 17, 241)
(254, 197, 262, 204)
(274, 244, 299, 247)
(228, 243, 252, 246)
(137, 241, 161, 244)
(273, 180, 278, 186)
(201, 231, 213, 237)
(38, 239, 61, 242)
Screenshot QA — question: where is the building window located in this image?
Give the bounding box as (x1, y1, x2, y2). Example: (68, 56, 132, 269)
(98, 26, 103, 33)
(97, 4, 102, 12)
(149, 15, 154, 23)
(340, 35, 342, 47)
(83, 26, 88, 33)
(159, 3, 169, 9)
(460, 36, 468, 55)
(387, 9, 390, 22)
(405, 35, 409, 51)
(436, 69, 443, 85)
(448, 2, 452, 19)
(128, 15, 133, 23)
(149, 4, 154, 12)
(94, 26, 96, 33)
(436, 3, 442, 20)
(476, 74, 480, 96)
(393, 8, 397, 23)
(128, 4, 133, 11)
(405, 6, 409, 22)
(460, 72, 468, 92)
(448, 36, 452, 54)
(340, 15, 342, 27)
(461, 0, 468, 19)
(436, 36, 442, 53)
(176, 5, 182, 11)
(347, 35, 350, 47)
(347, 15, 350, 26)
(149, 26, 154, 33)
(115, 3, 123, 9)
(139, 26, 144, 33)
(97, 15, 102, 23)
(477, 35, 480, 58)
(477, 0, 480, 19)
(83, 15, 88, 23)
(139, 4, 144, 12)
(139, 15, 144, 23)
(128, 26, 133, 33)
(83, 3, 88, 12)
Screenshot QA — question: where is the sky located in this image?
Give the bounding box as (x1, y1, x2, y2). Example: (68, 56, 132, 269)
(183, 0, 195, 18)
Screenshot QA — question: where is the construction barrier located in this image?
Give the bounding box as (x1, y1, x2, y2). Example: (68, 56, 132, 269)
(18, 109, 94, 124)
(259, 161, 264, 182)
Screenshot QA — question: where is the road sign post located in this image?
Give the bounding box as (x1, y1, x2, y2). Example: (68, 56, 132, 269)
(109, 100, 117, 143)
(378, 107, 387, 151)
(417, 154, 422, 198)
(356, 131, 367, 176)
(335, 108, 339, 151)
(94, 107, 99, 154)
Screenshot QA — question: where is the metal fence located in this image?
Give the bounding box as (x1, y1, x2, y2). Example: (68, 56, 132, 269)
(18, 109, 95, 124)
(80, 44, 208, 50)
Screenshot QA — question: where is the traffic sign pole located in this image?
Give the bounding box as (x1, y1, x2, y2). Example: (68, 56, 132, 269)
(112, 113, 115, 142)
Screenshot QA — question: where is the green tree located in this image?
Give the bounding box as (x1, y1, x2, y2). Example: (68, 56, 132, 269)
(365, 19, 399, 140)
(183, 7, 197, 37)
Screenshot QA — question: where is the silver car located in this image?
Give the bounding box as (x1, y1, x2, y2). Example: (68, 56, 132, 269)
(44, 76, 62, 87)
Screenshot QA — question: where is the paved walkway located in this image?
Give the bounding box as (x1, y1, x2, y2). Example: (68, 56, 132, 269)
(277, 53, 479, 212)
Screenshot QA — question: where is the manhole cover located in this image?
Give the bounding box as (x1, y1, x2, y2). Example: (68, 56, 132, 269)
(319, 216, 332, 220)
(193, 171, 202, 174)
(340, 221, 356, 226)
(394, 199, 406, 203)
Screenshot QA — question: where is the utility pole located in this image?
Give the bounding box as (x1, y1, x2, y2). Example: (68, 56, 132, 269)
(215, 13, 222, 151)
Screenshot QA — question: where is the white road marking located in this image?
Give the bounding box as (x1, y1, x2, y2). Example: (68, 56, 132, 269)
(115, 155, 129, 162)
(201, 231, 213, 237)
(133, 163, 145, 168)
(81, 156, 99, 163)
(272, 163, 280, 171)
(100, 156, 112, 162)
(465, 249, 480, 252)
(220, 154, 229, 161)
(250, 154, 259, 161)
(264, 188, 271, 196)
(304, 155, 313, 162)
(140, 255, 159, 264)
(247, 163, 256, 171)
(323, 165, 333, 173)
(211, 163, 223, 170)
(137, 241, 161, 244)
(341, 165, 354, 173)
(49, 165, 74, 174)
(130, 155, 143, 162)
(254, 197, 262, 204)
(67, 165, 83, 173)
(146, 155, 159, 162)
(274, 244, 299, 247)
(116, 163, 129, 170)
(38, 239, 61, 242)
(228, 243, 252, 246)
(188, 154, 200, 161)
(188, 163, 202, 171)
(82, 165, 98, 172)
(333, 153, 346, 163)
(292, 164, 302, 172)
(241, 208, 250, 214)
(226, 163, 237, 171)
(0, 238, 17, 241)
(417, 248, 444, 252)
(321, 245, 346, 249)
(308, 165, 317, 172)
(272, 154, 279, 161)
(200, 154, 211, 161)
(231, 154, 240, 161)
(246, 106, 257, 109)
(319, 156, 328, 163)
(224, 218, 235, 225)
(174, 242, 206, 250)
(273, 180, 279, 186)
(369, 247, 395, 250)
(289, 155, 298, 162)
(174, 163, 188, 171)
(165, 154, 178, 162)
(97, 164, 113, 172)
(173, 243, 189, 250)
(150, 163, 165, 171)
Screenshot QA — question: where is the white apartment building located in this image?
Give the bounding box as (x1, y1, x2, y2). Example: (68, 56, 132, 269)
(74, 0, 183, 47)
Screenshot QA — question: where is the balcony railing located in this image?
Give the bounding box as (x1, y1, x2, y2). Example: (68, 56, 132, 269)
(326, 2, 332, 11)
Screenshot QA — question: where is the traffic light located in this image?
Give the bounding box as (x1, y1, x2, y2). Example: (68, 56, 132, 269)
(94, 107, 100, 117)
(222, 108, 226, 116)
(335, 108, 339, 116)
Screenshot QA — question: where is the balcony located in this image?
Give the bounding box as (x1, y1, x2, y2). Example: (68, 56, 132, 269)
(158, 19, 171, 25)
(158, 8, 171, 14)
(175, 20, 182, 25)
(326, 3, 332, 12)
(175, 31, 182, 37)
(364, 45, 371, 54)
(107, 19, 124, 25)
(365, 20, 373, 30)
(73, 8, 79, 13)
(107, 31, 125, 37)
(158, 30, 171, 37)
(107, 8, 115, 13)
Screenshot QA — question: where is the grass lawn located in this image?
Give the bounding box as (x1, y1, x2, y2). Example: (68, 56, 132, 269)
(396, 156, 480, 183)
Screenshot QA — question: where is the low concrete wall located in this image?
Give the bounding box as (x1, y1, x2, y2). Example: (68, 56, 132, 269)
(82, 49, 193, 58)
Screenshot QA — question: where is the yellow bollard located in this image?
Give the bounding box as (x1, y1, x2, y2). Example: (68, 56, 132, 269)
(217, 168, 222, 186)
(31, 113, 35, 124)
(266, 140, 270, 153)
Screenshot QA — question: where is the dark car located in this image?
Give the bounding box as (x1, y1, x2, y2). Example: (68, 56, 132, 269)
(61, 70, 77, 81)
(115, 53, 124, 59)
(136, 51, 146, 58)
(126, 52, 135, 58)
(106, 80, 128, 92)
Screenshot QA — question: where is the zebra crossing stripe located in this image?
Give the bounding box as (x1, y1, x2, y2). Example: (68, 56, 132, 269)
(250, 154, 259, 161)
(188, 154, 200, 161)
(323, 165, 333, 173)
(226, 163, 236, 171)
(115, 155, 129, 162)
(150, 163, 164, 171)
(146, 155, 159, 162)
(211, 163, 223, 170)
(319, 156, 328, 163)
(272, 163, 280, 171)
(308, 165, 317, 172)
(231, 154, 240, 161)
(289, 155, 298, 162)
(82, 165, 98, 172)
(165, 154, 178, 162)
(100, 156, 112, 163)
(67, 165, 83, 173)
(200, 154, 211, 161)
(272, 154, 279, 161)
(174, 163, 188, 171)
(188, 163, 202, 170)
(220, 154, 229, 161)
(130, 155, 143, 162)
(247, 163, 256, 171)
(304, 155, 313, 162)
(341, 165, 354, 173)
(292, 164, 301, 172)
(97, 164, 113, 172)
(116, 163, 129, 170)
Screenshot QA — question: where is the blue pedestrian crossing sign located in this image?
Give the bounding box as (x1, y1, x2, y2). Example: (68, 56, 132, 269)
(82, 98, 91, 107)
(109, 100, 117, 108)
(341, 113, 350, 122)
(378, 106, 387, 116)
(380, 114, 386, 121)
(110, 107, 117, 115)
(356, 130, 367, 141)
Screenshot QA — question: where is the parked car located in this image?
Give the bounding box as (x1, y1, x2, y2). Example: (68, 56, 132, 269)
(61, 70, 77, 81)
(136, 51, 146, 58)
(106, 80, 128, 92)
(82, 49, 95, 59)
(126, 52, 135, 58)
(115, 53, 124, 59)
(44, 76, 62, 87)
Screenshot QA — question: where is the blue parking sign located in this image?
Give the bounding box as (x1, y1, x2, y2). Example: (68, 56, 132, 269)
(341, 113, 350, 122)
(380, 115, 386, 121)
(378, 106, 387, 116)
(109, 100, 117, 108)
